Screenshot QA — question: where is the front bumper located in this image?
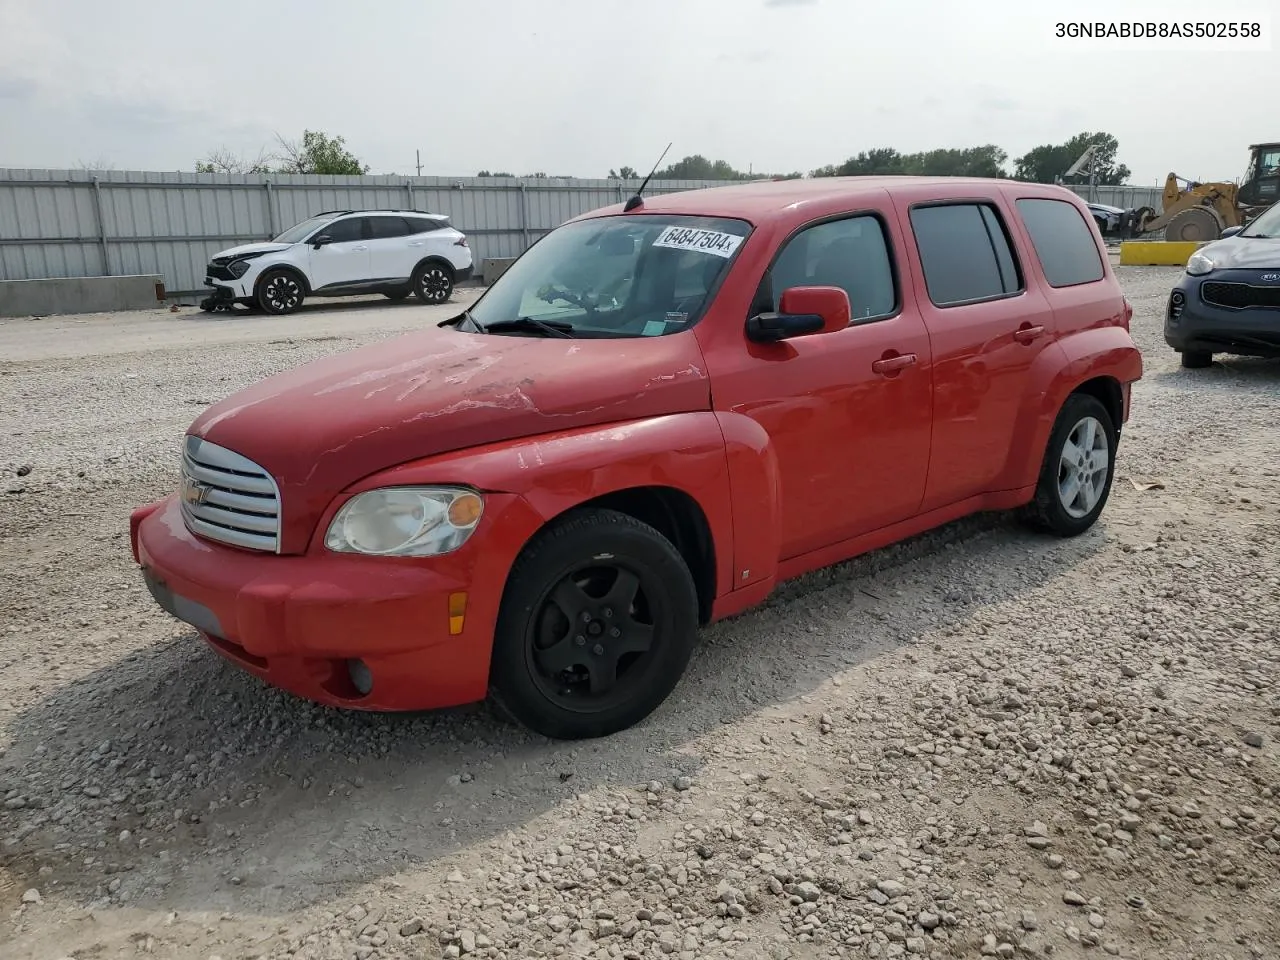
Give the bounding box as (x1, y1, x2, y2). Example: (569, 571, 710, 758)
(1165, 275, 1280, 358)
(130, 492, 541, 711)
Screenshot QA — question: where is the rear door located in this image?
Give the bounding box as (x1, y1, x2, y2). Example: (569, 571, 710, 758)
(894, 194, 1056, 511)
(367, 215, 416, 282)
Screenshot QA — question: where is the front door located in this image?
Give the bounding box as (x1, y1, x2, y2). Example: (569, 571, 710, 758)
(307, 216, 371, 291)
(704, 211, 934, 562)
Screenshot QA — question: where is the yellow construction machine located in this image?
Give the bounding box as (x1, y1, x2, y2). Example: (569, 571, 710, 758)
(1132, 142, 1280, 242)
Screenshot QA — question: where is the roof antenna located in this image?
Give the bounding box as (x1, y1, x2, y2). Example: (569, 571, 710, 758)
(624, 142, 672, 212)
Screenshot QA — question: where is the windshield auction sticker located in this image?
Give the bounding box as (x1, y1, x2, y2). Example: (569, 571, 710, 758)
(652, 226, 744, 258)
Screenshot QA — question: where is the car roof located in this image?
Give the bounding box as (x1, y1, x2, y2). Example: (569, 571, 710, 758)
(569, 176, 1086, 227)
(315, 209, 447, 218)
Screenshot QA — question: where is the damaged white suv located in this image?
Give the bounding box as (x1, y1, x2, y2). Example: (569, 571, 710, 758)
(201, 209, 473, 315)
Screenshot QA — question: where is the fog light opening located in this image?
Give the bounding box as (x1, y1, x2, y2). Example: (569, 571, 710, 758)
(347, 658, 373, 696)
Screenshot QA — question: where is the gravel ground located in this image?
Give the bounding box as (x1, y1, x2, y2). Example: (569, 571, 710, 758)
(1, 272, 1277, 960)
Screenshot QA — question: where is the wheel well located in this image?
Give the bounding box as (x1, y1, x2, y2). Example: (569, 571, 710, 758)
(254, 264, 311, 297)
(1070, 376, 1123, 430)
(414, 256, 456, 282)
(557, 486, 717, 625)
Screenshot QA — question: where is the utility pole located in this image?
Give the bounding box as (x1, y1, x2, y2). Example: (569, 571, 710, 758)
(416, 150, 422, 176)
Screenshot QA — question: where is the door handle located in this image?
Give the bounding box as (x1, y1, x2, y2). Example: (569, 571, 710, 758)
(353, 245, 369, 251)
(1013, 324, 1045, 344)
(871, 352, 917, 376)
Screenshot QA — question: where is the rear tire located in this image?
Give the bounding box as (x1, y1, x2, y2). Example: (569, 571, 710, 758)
(1181, 349, 1213, 368)
(412, 262, 454, 305)
(489, 509, 699, 740)
(1022, 393, 1117, 538)
(256, 269, 306, 315)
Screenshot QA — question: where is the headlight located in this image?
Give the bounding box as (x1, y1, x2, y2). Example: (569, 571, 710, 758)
(324, 486, 483, 556)
(228, 259, 252, 278)
(1185, 252, 1215, 276)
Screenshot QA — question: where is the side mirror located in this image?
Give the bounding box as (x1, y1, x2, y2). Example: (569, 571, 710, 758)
(311, 234, 333, 249)
(746, 286, 851, 343)
(1220, 225, 1244, 239)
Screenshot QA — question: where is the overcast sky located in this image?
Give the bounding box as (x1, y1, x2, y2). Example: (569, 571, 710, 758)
(0, 0, 1274, 185)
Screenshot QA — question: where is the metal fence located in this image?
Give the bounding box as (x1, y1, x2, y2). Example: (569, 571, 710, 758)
(0, 168, 1166, 298)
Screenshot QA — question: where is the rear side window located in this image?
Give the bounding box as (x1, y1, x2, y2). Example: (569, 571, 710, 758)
(406, 216, 447, 234)
(909, 202, 1022, 307)
(369, 216, 412, 239)
(1015, 198, 1105, 287)
(768, 214, 897, 322)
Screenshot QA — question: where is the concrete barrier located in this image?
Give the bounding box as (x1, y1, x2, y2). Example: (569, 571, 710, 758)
(0, 275, 166, 318)
(481, 258, 517, 286)
(1117, 241, 1207, 267)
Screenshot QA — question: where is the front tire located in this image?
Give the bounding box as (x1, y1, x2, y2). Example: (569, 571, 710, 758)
(256, 269, 306, 315)
(412, 262, 454, 305)
(489, 509, 699, 740)
(1023, 393, 1117, 537)
(1181, 349, 1213, 368)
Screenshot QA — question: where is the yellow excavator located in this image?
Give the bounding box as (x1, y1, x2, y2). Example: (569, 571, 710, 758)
(1132, 142, 1280, 242)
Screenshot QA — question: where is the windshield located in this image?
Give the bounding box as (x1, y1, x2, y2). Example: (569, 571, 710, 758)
(274, 215, 335, 244)
(1241, 202, 1280, 238)
(466, 214, 752, 338)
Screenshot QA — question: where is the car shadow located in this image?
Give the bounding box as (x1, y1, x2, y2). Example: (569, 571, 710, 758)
(1147, 354, 1280, 388)
(181, 287, 486, 322)
(0, 510, 1106, 920)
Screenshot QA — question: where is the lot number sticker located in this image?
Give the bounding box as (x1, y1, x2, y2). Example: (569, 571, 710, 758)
(652, 226, 744, 259)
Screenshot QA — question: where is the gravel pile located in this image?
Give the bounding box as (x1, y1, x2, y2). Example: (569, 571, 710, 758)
(1, 274, 1277, 960)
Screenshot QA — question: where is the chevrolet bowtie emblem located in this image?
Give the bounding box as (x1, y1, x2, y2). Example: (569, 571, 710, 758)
(181, 476, 211, 506)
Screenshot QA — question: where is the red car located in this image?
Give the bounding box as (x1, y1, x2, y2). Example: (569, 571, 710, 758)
(130, 177, 1142, 740)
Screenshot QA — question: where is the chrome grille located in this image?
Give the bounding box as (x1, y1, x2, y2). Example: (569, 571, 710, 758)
(180, 436, 281, 553)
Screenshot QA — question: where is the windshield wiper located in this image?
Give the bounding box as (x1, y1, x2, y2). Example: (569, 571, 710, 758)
(478, 316, 576, 338)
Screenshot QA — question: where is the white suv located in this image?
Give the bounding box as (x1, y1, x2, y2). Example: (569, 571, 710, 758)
(200, 209, 473, 315)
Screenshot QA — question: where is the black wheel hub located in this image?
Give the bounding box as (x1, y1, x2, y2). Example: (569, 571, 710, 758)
(528, 564, 657, 707)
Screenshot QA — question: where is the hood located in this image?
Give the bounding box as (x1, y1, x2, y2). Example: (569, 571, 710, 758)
(188, 327, 711, 552)
(211, 241, 293, 260)
(1087, 203, 1125, 216)
(1199, 234, 1280, 269)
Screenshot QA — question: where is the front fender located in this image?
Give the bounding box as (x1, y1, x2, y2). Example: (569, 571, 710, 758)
(998, 326, 1143, 490)
(341, 413, 746, 605)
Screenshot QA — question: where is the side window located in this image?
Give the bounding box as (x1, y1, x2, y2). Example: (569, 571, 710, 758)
(909, 202, 1022, 306)
(404, 216, 441, 235)
(369, 216, 412, 240)
(1015, 198, 1105, 287)
(321, 217, 366, 243)
(768, 215, 897, 322)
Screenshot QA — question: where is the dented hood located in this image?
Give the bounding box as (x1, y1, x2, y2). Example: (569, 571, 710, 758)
(188, 326, 711, 550)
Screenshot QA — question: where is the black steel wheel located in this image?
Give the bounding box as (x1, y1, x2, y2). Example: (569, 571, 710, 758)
(412, 262, 454, 305)
(489, 509, 699, 740)
(256, 269, 305, 315)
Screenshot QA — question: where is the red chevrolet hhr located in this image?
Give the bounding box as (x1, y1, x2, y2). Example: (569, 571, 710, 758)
(131, 176, 1142, 740)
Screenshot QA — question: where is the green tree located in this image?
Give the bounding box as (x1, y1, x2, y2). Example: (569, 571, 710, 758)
(812, 145, 1008, 178)
(274, 130, 369, 175)
(1014, 132, 1130, 185)
(609, 165, 640, 179)
(476, 170, 515, 177)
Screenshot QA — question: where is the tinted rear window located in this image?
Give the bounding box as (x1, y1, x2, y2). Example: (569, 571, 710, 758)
(1015, 198, 1105, 287)
(909, 202, 1022, 306)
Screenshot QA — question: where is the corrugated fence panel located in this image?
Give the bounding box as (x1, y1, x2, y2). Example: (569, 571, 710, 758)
(0, 169, 1175, 294)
